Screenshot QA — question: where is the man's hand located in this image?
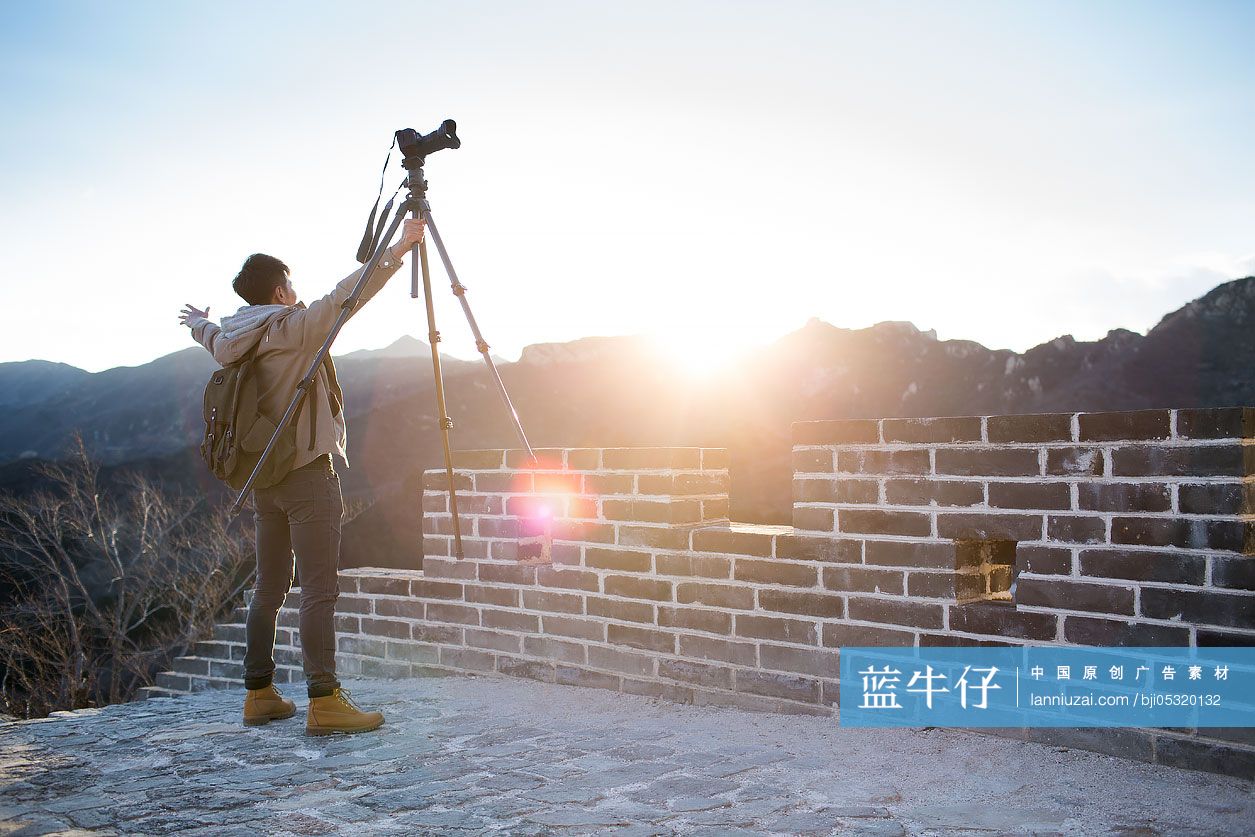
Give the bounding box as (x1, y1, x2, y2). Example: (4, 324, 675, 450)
(388, 218, 426, 260)
(179, 304, 210, 327)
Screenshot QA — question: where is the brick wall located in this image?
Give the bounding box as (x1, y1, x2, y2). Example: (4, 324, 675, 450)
(790, 409, 1253, 649)
(151, 408, 1254, 778)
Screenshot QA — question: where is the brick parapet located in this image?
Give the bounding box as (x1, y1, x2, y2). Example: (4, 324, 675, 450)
(154, 410, 1254, 779)
(789, 409, 1254, 652)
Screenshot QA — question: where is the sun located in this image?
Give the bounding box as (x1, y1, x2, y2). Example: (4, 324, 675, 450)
(646, 326, 758, 378)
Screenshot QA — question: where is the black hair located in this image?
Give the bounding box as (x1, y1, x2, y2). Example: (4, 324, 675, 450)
(232, 253, 290, 305)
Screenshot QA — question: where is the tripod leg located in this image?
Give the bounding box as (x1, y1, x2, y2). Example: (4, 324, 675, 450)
(415, 234, 464, 559)
(229, 201, 411, 517)
(419, 209, 536, 460)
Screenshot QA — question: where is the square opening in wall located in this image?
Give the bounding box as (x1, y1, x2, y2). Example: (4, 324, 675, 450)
(954, 540, 1017, 602)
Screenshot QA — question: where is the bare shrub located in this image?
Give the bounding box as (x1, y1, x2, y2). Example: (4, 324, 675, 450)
(0, 435, 253, 717)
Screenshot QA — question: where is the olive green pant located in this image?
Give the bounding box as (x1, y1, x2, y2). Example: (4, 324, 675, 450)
(243, 454, 343, 698)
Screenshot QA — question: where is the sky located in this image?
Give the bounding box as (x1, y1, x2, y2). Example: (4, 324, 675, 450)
(1, 0, 1252, 373)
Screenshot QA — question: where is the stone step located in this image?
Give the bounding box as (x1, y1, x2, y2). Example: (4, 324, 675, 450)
(133, 686, 182, 701)
(171, 656, 214, 676)
(155, 669, 237, 694)
(211, 623, 247, 643)
(161, 652, 304, 692)
(192, 640, 239, 661)
(207, 660, 245, 680)
(162, 661, 306, 690)
(155, 671, 191, 692)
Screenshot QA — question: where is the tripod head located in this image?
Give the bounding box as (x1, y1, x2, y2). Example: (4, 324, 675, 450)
(396, 120, 460, 165)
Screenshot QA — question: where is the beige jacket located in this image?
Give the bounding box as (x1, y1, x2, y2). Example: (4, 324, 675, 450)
(187, 253, 405, 470)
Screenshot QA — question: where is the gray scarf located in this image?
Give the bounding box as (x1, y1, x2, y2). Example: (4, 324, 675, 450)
(218, 304, 289, 341)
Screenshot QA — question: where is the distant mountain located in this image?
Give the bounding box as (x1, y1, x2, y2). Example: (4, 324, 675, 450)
(344, 334, 509, 366)
(518, 336, 650, 366)
(343, 335, 431, 360)
(0, 340, 485, 465)
(0, 360, 90, 409)
(2, 276, 1253, 563)
(0, 348, 217, 464)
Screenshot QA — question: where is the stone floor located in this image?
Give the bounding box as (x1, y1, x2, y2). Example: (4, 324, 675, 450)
(0, 675, 1251, 836)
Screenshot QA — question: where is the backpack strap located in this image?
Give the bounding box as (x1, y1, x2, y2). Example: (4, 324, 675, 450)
(322, 355, 344, 416)
(263, 306, 345, 452)
(305, 356, 344, 450)
(307, 380, 317, 451)
(292, 357, 316, 452)
(221, 341, 264, 463)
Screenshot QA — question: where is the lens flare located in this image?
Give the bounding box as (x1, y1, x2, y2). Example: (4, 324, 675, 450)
(647, 327, 758, 378)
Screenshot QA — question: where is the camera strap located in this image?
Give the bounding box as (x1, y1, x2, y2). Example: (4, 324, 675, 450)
(355, 136, 405, 264)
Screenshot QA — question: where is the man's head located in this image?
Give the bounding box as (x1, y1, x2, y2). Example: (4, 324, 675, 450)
(232, 253, 297, 306)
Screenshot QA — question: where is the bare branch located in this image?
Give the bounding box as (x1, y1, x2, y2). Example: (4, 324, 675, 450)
(0, 438, 252, 717)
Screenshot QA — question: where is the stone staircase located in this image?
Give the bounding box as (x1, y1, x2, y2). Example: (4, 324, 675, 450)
(136, 593, 300, 700)
(135, 568, 428, 700)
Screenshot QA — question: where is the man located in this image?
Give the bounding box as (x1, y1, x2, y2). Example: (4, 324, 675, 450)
(179, 219, 425, 734)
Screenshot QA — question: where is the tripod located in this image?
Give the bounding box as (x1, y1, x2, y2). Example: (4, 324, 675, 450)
(228, 121, 535, 560)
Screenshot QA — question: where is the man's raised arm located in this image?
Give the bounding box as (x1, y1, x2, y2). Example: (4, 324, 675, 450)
(274, 219, 425, 351)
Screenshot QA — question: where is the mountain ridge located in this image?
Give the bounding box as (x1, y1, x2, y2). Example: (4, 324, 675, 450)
(2, 275, 1254, 553)
(13, 273, 1251, 395)
(3, 275, 1253, 467)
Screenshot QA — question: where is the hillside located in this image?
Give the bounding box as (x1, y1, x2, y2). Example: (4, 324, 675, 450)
(3, 275, 1253, 564)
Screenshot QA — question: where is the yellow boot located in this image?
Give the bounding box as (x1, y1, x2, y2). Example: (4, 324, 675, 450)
(305, 687, 384, 736)
(243, 684, 296, 726)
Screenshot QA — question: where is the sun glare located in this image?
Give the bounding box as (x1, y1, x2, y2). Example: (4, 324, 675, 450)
(647, 327, 759, 378)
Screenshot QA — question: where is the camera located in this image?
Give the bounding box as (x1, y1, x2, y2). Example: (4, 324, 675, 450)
(396, 120, 460, 162)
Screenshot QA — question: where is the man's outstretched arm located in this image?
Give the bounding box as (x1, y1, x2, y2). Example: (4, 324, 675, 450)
(179, 304, 222, 356)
